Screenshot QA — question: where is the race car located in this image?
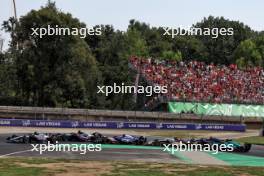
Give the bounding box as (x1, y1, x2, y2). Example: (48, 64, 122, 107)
(6, 132, 56, 144)
(196, 137, 251, 152)
(146, 138, 175, 146)
(113, 134, 146, 145)
(60, 131, 93, 142)
(90, 132, 117, 144)
(6, 134, 30, 143)
(57, 131, 117, 144)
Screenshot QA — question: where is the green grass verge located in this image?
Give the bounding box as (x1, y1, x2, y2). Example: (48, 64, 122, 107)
(0, 158, 264, 176)
(0, 158, 80, 176)
(236, 136, 264, 145)
(0, 158, 48, 176)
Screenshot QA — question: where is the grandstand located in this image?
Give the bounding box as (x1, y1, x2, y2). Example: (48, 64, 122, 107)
(129, 56, 264, 123)
(130, 56, 264, 105)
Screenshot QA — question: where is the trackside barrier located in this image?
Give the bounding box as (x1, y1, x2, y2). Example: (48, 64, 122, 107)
(0, 119, 246, 132)
(168, 102, 264, 118)
(0, 106, 167, 118)
(0, 106, 250, 123)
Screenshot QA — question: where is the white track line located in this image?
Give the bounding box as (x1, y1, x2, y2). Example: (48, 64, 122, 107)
(0, 149, 32, 158)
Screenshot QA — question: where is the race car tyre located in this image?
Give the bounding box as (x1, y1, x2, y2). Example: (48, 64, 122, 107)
(243, 143, 252, 152)
(22, 136, 29, 143)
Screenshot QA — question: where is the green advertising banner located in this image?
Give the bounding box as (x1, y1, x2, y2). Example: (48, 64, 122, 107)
(168, 102, 264, 118)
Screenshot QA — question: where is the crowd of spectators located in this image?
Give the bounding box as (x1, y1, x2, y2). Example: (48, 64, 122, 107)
(130, 56, 264, 105)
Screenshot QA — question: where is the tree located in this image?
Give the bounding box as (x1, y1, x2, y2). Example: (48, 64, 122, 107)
(194, 16, 255, 64)
(86, 25, 136, 109)
(234, 37, 264, 68)
(128, 20, 171, 58)
(126, 28, 148, 57)
(170, 36, 208, 62)
(2, 1, 100, 107)
(162, 50, 182, 61)
(0, 52, 18, 105)
(127, 20, 208, 61)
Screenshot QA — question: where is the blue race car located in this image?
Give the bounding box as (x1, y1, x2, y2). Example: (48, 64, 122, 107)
(113, 134, 146, 145)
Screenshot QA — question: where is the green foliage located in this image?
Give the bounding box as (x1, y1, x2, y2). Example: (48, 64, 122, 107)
(162, 50, 182, 61)
(234, 37, 264, 68)
(126, 29, 148, 57)
(2, 1, 100, 107)
(171, 36, 208, 62)
(195, 16, 255, 64)
(128, 20, 172, 58)
(86, 25, 136, 109)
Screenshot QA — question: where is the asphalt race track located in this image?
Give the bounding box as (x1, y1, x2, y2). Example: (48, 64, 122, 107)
(0, 133, 263, 166)
(0, 134, 181, 163)
(243, 145, 264, 157)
